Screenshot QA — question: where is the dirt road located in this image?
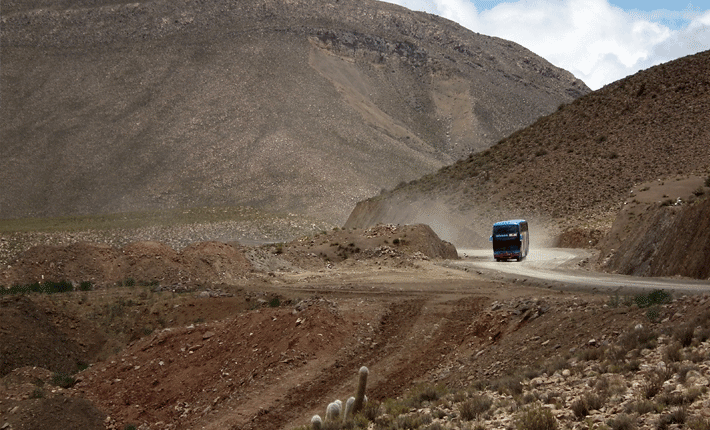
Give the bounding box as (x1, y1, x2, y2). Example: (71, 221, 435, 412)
(456, 248, 710, 295)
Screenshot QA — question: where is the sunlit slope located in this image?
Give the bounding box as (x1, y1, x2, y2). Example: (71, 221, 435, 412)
(1, 0, 587, 223)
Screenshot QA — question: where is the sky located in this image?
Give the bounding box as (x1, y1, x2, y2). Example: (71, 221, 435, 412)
(381, 0, 710, 89)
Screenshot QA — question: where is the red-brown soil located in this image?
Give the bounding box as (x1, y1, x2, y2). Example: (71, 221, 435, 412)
(1, 225, 709, 430)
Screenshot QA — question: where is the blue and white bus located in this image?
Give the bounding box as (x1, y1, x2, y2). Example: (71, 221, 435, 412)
(489, 219, 529, 261)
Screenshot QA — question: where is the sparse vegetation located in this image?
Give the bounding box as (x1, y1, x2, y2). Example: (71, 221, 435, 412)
(516, 404, 558, 430)
(51, 372, 77, 389)
(459, 394, 493, 421)
(607, 413, 635, 430)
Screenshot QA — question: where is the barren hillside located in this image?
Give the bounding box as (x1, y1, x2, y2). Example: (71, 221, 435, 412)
(0, 0, 587, 224)
(346, 50, 710, 259)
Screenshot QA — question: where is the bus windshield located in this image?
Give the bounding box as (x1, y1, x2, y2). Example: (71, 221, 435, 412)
(493, 225, 519, 237)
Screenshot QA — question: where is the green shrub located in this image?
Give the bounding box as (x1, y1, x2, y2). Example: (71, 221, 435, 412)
(269, 297, 280, 307)
(79, 281, 93, 291)
(2, 280, 75, 295)
(705, 176, 710, 188)
(516, 404, 558, 430)
(646, 306, 661, 323)
(635, 290, 671, 308)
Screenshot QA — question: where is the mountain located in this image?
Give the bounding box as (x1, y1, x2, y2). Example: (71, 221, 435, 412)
(1, 0, 587, 224)
(345, 50, 710, 266)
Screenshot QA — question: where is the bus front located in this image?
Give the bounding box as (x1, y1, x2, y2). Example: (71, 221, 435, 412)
(490, 222, 523, 261)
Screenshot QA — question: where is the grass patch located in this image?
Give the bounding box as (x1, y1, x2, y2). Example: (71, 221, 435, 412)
(0, 206, 290, 233)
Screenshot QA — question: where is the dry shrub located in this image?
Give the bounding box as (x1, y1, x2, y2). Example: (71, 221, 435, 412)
(492, 375, 524, 396)
(460, 394, 493, 421)
(570, 398, 588, 420)
(515, 404, 558, 430)
(584, 392, 605, 410)
(619, 325, 659, 353)
(643, 372, 666, 399)
(406, 383, 447, 408)
(673, 324, 695, 347)
(677, 364, 699, 384)
(608, 413, 636, 430)
(625, 399, 657, 415)
(578, 347, 604, 361)
(452, 391, 467, 403)
(360, 400, 380, 421)
(688, 416, 710, 430)
(658, 407, 687, 430)
(663, 342, 683, 362)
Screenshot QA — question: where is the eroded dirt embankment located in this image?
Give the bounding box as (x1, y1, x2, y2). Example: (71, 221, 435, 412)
(600, 197, 710, 280)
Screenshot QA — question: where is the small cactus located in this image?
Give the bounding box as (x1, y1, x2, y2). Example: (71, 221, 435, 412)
(311, 414, 322, 430)
(343, 396, 355, 422)
(325, 401, 341, 421)
(353, 366, 369, 414)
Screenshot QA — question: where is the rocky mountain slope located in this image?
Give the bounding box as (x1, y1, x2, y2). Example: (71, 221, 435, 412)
(345, 49, 710, 272)
(1, 0, 587, 223)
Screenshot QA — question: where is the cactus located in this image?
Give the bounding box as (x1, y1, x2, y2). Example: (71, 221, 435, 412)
(325, 401, 341, 421)
(311, 415, 322, 430)
(343, 396, 355, 422)
(352, 366, 369, 414)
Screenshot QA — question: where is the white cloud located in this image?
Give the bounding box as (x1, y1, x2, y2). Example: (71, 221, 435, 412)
(383, 0, 709, 90)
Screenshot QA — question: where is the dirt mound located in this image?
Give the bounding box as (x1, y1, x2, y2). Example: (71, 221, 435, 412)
(1, 366, 106, 430)
(275, 223, 458, 271)
(122, 241, 183, 286)
(0, 240, 254, 288)
(0, 242, 124, 287)
(0, 296, 91, 377)
(75, 302, 354, 429)
(556, 227, 605, 248)
(180, 241, 253, 285)
(0, 396, 106, 430)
